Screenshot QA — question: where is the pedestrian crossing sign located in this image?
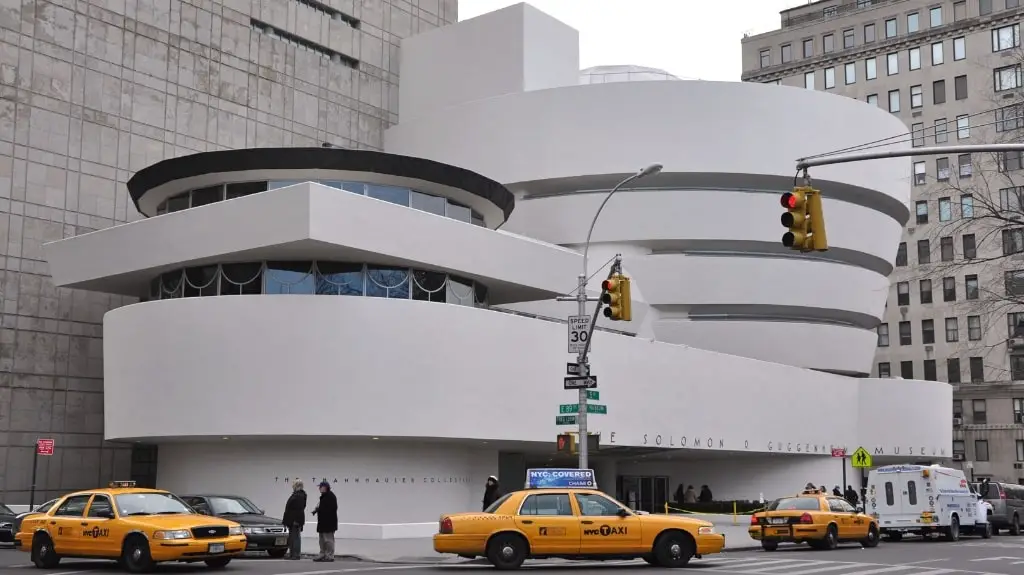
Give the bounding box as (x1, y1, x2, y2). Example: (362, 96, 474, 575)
(851, 447, 872, 468)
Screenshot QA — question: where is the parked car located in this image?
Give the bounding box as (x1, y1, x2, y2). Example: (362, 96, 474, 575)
(13, 499, 60, 533)
(181, 495, 289, 558)
(0, 503, 16, 546)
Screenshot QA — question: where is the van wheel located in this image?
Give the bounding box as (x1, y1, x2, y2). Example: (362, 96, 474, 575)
(486, 533, 528, 570)
(1011, 514, 1021, 536)
(817, 525, 838, 550)
(761, 541, 778, 552)
(31, 533, 61, 568)
(981, 522, 993, 539)
(861, 525, 880, 548)
(945, 516, 960, 542)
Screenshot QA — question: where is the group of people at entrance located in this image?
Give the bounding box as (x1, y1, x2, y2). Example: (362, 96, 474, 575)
(281, 480, 339, 561)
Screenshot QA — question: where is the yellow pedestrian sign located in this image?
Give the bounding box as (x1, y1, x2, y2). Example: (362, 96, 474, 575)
(851, 447, 872, 468)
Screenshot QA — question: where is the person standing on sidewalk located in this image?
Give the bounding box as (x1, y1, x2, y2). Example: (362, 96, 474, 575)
(282, 480, 307, 560)
(311, 481, 338, 562)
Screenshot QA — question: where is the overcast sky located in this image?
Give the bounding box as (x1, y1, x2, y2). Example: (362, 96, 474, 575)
(458, 0, 804, 81)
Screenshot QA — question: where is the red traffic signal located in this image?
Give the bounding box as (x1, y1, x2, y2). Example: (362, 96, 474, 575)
(780, 192, 798, 209)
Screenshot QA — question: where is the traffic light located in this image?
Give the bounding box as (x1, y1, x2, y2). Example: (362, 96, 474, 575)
(556, 434, 576, 454)
(780, 187, 828, 252)
(601, 274, 632, 321)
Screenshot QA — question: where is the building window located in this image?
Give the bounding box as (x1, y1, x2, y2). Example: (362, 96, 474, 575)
(803, 38, 814, 58)
(1003, 228, 1024, 255)
(996, 104, 1024, 132)
(976, 440, 990, 461)
(867, 93, 878, 106)
(1015, 356, 1024, 380)
(909, 47, 921, 70)
(823, 33, 835, 53)
(912, 123, 925, 147)
(898, 281, 911, 305)
(933, 80, 946, 105)
(1014, 398, 1024, 423)
(957, 115, 970, 139)
(921, 279, 933, 303)
(965, 274, 979, 300)
(937, 157, 951, 181)
(899, 321, 912, 345)
(907, 12, 920, 33)
(995, 65, 1022, 92)
(944, 276, 957, 301)
(782, 44, 792, 63)
(910, 84, 923, 107)
(922, 319, 936, 344)
(954, 75, 968, 100)
(845, 62, 856, 84)
(939, 197, 952, 221)
(1007, 271, 1024, 298)
(970, 357, 985, 382)
(886, 18, 897, 38)
(805, 71, 815, 89)
(923, 359, 937, 381)
(993, 24, 1021, 52)
(877, 323, 890, 347)
(865, 23, 876, 43)
(954, 1, 966, 21)
(968, 315, 982, 340)
(935, 117, 948, 142)
(962, 195, 974, 218)
(954, 399, 963, 418)
(940, 236, 954, 261)
(954, 37, 966, 60)
(878, 362, 891, 377)
(1018, 440, 1024, 461)
(919, 238, 931, 264)
(948, 358, 961, 383)
(959, 154, 972, 177)
(932, 41, 944, 65)
(843, 28, 855, 49)
(1002, 152, 1024, 172)
(914, 161, 927, 185)
(866, 57, 877, 79)
(760, 50, 771, 68)
(901, 361, 914, 379)
(824, 67, 836, 89)
(980, 0, 993, 16)
(1002, 187, 1024, 209)
(929, 6, 942, 27)
(889, 89, 900, 112)
(887, 52, 899, 75)
(896, 242, 908, 266)
(963, 234, 976, 259)
(953, 440, 965, 457)
(946, 317, 959, 342)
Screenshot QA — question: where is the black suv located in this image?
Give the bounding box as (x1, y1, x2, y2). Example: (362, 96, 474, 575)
(182, 495, 289, 558)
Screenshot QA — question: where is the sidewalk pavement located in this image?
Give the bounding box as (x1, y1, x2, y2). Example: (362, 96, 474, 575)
(313, 514, 759, 563)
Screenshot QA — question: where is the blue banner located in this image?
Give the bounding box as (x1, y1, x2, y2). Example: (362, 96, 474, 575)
(526, 468, 597, 489)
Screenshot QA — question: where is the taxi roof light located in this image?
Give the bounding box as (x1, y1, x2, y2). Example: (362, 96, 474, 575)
(525, 468, 597, 490)
(109, 480, 137, 488)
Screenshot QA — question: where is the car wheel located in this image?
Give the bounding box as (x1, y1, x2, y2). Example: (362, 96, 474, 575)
(121, 536, 155, 573)
(1012, 515, 1021, 536)
(761, 541, 778, 552)
(818, 525, 838, 550)
(641, 554, 659, 566)
(861, 525, 879, 548)
(267, 549, 287, 559)
(945, 516, 960, 542)
(205, 558, 232, 569)
(486, 533, 527, 570)
(982, 523, 993, 539)
(31, 534, 60, 568)
(653, 530, 694, 568)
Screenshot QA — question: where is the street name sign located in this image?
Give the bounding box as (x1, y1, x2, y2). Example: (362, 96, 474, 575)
(851, 447, 872, 468)
(567, 315, 591, 354)
(564, 376, 598, 389)
(831, 448, 846, 458)
(555, 415, 577, 426)
(559, 404, 608, 415)
(586, 390, 600, 400)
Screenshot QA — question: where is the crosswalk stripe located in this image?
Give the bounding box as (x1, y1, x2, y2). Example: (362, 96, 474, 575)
(770, 563, 886, 575)
(712, 559, 816, 570)
(832, 567, 917, 575)
(738, 561, 836, 573)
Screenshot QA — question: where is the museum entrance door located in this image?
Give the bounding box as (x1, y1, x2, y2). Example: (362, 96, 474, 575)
(616, 475, 669, 513)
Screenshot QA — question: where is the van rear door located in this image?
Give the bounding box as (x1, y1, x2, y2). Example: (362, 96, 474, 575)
(871, 473, 906, 527)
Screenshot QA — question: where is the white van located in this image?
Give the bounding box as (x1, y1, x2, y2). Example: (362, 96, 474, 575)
(866, 463, 990, 541)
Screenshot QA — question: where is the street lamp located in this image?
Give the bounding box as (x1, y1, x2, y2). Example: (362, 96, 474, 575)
(574, 163, 662, 470)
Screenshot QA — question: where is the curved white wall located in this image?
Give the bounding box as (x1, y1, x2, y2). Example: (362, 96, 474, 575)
(103, 296, 950, 457)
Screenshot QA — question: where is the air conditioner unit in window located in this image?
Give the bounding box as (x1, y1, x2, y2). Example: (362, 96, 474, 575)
(954, 417, 964, 426)
(1009, 337, 1024, 349)
(953, 453, 965, 461)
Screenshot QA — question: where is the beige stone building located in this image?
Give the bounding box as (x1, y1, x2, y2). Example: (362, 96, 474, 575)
(741, 0, 1024, 482)
(0, 0, 455, 503)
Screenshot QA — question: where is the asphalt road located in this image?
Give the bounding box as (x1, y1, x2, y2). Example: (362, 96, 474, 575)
(6, 537, 1024, 574)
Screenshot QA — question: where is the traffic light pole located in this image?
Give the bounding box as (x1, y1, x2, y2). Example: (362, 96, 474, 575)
(796, 143, 1024, 171)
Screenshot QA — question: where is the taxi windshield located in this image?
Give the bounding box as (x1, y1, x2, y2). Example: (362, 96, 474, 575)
(115, 492, 194, 517)
(768, 497, 821, 511)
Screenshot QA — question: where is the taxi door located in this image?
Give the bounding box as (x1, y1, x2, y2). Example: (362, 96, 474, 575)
(48, 494, 93, 555)
(574, 492, 643, 554)
(80, 495, 118, 556)
(829, 497, 866, 539)
(514, 492, 580, 555)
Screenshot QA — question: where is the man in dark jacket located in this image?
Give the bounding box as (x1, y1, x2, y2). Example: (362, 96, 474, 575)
(282, 480, 307, 560)
(311, 481, 338, 562)
(482, 476, 503, 511)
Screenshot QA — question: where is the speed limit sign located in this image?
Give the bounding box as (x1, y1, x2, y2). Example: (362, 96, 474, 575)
(568, 315, 591, 354)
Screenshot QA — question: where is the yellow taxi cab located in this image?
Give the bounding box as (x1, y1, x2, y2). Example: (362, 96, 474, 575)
(15, 481, 247, 572)
(433, 468, 724, 569)
(748, 488, 880, 551)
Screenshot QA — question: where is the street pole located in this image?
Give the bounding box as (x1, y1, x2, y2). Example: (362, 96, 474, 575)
(30, 450, 38, 508)
(573, 164, 662, 470)
(796, 143, 1024, 171)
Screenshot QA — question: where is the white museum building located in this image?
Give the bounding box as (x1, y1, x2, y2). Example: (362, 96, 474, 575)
(43, 4, 951, 538)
